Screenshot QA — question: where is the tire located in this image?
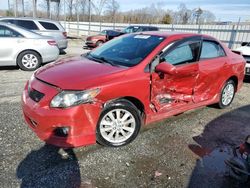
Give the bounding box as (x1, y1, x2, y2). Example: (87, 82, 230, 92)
(96, 99, 141, 147)
(96, 41, 104, 47)
(17, 50, 41, 71)
(218, 79, 236, 109)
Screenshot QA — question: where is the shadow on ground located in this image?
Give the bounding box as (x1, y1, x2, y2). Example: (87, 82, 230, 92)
(16, 137, 81, 188)
(0, 66, 19, 71)
(188, 105, 250, 188)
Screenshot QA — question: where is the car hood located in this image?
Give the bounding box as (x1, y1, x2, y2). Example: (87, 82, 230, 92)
(87, 35, 105, 40)
(35, 56, 126, 90)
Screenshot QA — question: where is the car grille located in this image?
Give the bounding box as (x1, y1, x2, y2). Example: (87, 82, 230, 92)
(28, 89, 44, 102)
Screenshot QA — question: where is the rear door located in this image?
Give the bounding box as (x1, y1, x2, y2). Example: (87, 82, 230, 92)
(151, 36, 202, 112)
(194, 39, 228, 103)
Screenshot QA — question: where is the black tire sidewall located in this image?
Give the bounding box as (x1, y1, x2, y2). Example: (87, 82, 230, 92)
(96, 101, 141, 147)
(219, 80, 236, 109)
(96, 41, 104, 47)
(17, 51, 41, 71)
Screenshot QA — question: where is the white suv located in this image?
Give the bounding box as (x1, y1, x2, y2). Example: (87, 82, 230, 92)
(0, 17, 68, 51)
(234, 42, 250, 75)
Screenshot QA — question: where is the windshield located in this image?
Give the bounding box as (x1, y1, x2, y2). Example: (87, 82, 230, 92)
(99, 30, 107, 35)
(122, 26, 140, 33)
(87, 34, 165, 67)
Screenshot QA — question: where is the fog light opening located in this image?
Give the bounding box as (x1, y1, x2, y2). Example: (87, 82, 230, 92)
(53, 127, 70, 137)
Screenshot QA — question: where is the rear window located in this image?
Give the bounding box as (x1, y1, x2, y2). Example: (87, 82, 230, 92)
(39, 21, 59, 30)
(16, 20, 38, 30)
(1, 19, 15, 24)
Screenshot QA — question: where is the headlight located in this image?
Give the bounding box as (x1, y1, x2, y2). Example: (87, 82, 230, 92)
(50, 88, 100, 108)
(28, 73, 35, 92)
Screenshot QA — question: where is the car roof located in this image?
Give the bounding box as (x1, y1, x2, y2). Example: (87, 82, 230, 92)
(137, 31, 212, 38)
(0, 22, 52, 39)
(0, 17, 59, 23)
(129, 25, 158, 28)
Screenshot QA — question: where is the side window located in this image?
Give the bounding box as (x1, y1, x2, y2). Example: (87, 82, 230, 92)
(39, 21, 59, 30)
(1, 19, 15, 24)
(0, 25, 22, 37)
(16, 20, 38, 30)
(161, 41, 200, 65)
(200, 41, 226, 59)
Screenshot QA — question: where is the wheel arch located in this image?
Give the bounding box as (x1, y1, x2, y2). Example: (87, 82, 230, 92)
(227, 75, 238, 91)
(103, 96, 146, 123)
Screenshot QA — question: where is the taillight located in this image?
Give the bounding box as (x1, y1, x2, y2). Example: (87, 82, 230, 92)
(47, 40, 57, 46)
(62, 32, 67, 38)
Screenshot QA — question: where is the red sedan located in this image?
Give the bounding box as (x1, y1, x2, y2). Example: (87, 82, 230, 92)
(22, 32, 245, 148)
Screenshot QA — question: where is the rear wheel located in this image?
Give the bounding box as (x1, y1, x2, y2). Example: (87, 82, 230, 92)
(96, 100, 141, 147)
(218, 80, 236, 109)
(17, 50, 41, 71)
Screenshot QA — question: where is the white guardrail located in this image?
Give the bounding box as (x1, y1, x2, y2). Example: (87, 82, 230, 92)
(61, 21, 250, 49)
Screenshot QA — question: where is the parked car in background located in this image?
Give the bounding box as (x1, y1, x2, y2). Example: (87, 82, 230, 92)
(0, 17, 67, 51)
(22, 32, 245, 148)
(122, 25, 159, 33)
(234, 42, 250, 75)
(85, 26, 159, 47)
(85, 30, 109, 47)
(106, 25, 159, 41)
(0, 22, 59, 71)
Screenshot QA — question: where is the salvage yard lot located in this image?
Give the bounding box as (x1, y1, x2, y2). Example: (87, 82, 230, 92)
(1, 39, 250, 188)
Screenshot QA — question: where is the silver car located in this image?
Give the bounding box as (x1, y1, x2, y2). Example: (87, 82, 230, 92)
(0, 17, 68, 50)
(0, 22, 59, 71)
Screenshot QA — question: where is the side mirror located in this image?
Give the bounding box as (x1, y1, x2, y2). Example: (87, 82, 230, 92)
(155, 62, 177, 75)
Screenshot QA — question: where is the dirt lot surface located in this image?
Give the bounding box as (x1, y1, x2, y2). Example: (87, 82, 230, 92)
(1, 39, 250, 188)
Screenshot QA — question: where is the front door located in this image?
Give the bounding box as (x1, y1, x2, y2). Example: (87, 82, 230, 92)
(151, 37, 201, 112)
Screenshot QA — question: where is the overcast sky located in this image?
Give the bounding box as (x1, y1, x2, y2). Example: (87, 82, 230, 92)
(0, 0, 249, 21)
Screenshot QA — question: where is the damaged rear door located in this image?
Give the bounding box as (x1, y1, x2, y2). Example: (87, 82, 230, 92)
(150, 36, 201, 112)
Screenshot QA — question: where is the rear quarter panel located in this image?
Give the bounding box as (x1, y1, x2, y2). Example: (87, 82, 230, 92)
(13, 38, 59, 63)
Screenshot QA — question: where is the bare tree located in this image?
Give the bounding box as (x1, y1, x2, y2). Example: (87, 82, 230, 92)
(79, 0, 88, 21)
(32, 0, 37, 17)
(92, 0, 107, 22)
(55, 0, 61, 20)
(66, 0, 74, 21)
(199, 10, 216, 24)
(105, 0, 119, 25)
(176, 3, 192, 24)
(21, 0, 25, 16)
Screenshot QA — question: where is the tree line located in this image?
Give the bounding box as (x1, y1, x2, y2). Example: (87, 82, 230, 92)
(5, 0, 216, 24)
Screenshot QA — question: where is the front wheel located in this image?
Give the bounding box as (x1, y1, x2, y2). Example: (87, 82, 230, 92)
(218, 80, 236, 109)
(96, 100, 141, 147)
(96, 40, 104, 47)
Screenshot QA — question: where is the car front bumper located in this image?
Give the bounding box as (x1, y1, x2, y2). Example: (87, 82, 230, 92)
(85, 40, 97, 47)
(21, 79, 102, 148)
(243, 55, 250, 75)
(245, 63, 250, 75)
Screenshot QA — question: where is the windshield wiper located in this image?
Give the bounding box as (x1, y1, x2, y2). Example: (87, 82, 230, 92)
(87, 53, 117, 66)
(98, 56, 117, 66)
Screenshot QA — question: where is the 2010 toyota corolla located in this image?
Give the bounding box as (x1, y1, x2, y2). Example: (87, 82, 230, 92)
(22, 32, 245, 147)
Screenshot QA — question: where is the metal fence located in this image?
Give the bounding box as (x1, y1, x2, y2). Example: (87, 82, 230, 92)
(62, 21, 250, 49)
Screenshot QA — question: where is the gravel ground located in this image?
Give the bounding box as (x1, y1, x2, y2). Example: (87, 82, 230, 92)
(1, 39, 250, 188)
